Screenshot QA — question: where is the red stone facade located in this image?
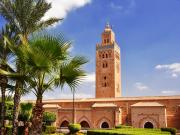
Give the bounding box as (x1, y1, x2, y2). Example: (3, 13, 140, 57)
(43, 24, 180, 129)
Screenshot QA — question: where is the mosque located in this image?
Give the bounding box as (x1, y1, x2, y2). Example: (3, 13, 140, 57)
(43, 24, 180, 129)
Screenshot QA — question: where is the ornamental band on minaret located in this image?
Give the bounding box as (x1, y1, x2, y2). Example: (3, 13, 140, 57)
(96, 23, 121, 98)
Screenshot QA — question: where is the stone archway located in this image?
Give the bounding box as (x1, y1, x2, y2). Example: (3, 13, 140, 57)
(101, 122, 109, 128)
(144, 122, 154, 128)
(139, 117, 158, 128)
(80, 121, 90, 128)
(60, 120, 69, 128)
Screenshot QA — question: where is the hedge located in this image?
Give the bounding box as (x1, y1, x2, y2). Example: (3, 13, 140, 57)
(87, 128, 171, 135)
(161, 128, 177, 135)
(87, 130, 127, 135)
(45, 126, 56, 134)
(115, 125, 132, 129)
(68, 123, 81, 134)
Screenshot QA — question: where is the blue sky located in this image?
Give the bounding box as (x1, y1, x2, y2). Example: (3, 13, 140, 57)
(1, 0, 180, 99)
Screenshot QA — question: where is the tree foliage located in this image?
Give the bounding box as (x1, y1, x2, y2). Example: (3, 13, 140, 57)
(43, 112, 56, 124)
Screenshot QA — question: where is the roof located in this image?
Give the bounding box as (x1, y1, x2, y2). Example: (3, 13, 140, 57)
(92, 103, 117, 108)
(131, 102, 164, 107)
(23, 95, 180, 103)
(43, 104, 61, 109)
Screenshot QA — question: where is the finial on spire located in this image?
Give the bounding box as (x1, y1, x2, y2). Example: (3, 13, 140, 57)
(105, 22, 111, 29)
(106, 22, 110, 28)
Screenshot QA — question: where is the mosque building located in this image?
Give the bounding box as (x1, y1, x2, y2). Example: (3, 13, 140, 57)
(43, 24, 180, 129)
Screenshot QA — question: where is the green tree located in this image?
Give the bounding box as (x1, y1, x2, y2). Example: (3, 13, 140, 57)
(0, 0, 60, 134)
(43, 112, 56, 126)
(14, 35, 87, 135)
(0, 24, 17, 134)
(18, 103, 33, 122)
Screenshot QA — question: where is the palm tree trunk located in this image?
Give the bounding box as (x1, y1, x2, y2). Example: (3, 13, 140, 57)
(12, 81, 21, 135)
(0, 65, 8, 135)
(30, 92, 44, 135)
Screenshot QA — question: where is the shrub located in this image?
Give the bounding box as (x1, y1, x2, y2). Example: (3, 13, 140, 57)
(68, 123, 81, 134)
(115, 125, 132, 129)
(5, 125, 12, 135)
(43, 112, 56, 125)
(45, 126, 56, 134)
(18, 103, 33, 122)
(161, 128, 177, 135)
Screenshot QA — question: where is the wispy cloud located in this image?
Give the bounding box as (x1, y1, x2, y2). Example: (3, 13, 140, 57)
(134, 82, 149, 91)
(155, 63, 180, 78)
(110, 0, 136, 14)
(83, 72, 95, 83)
(161, 90, 177, 95)
(43, 0, 92, 26)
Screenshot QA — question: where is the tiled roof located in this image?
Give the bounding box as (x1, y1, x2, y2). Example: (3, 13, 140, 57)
(43, 104, 61, 108)
(131, 102, 164, 107)
(92, 103, 117, 108)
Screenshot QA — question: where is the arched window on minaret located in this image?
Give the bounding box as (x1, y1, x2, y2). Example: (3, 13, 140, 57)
(102, 61, 108, 68)
(102, 54, 105, 58)
(106, 53, 108, 58)
(104, 82, 107, 87)
(106, 63, 108, 67)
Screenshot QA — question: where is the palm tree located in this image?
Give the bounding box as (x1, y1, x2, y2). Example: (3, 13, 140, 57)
(0, 0, 60, 43)
(14, 35, 87, 135)
(0, 0, 61, 134)
(0, 24, 17, 134)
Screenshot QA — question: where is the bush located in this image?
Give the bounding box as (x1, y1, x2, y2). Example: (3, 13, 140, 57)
(43, 112, 56, 125)
(45, 126, 56, 134)
(5, 125, 12, 135)
(161, 128, 177, 135)
(115, 125, 132, 129)
(68, 123, 81, 134)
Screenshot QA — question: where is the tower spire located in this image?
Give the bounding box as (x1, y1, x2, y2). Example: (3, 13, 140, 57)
(106, 22, 111, 29)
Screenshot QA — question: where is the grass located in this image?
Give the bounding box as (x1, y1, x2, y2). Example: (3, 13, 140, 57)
(87, 128, 171, 135)
(44, 128, 172, 135)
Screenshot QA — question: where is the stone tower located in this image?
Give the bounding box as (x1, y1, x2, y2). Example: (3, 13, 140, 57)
(96, 23, 121, 98)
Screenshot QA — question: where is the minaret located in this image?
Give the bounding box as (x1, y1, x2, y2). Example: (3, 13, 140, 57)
(96, 23, 121, 98)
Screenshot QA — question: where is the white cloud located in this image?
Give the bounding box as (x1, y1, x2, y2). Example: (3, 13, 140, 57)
(43, 0, 91, 26)
(83, 72, 95, 83)
(61, 93, 93, 99)
(110, 0, 136, 14)
(155, 63, 180, 78)
(134, 82, 149, 91)
(172, 73, 178, 78)
(161, 90, 177, 94)
(110, 2, 123, 10)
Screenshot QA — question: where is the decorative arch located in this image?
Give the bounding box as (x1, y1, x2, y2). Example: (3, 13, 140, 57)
(101, 122, 109, 128)
(60, 120, 69, 128)
(144, 122, 153, 128)
(97, 117, 112, 128)
(80, 121, 90, 128)
(139, 117, 158, 128)
(59, 116, 70, 128)
(77, 116, 91, 128)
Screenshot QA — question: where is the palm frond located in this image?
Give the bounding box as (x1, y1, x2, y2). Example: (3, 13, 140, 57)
(55, 56, 88, 91)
